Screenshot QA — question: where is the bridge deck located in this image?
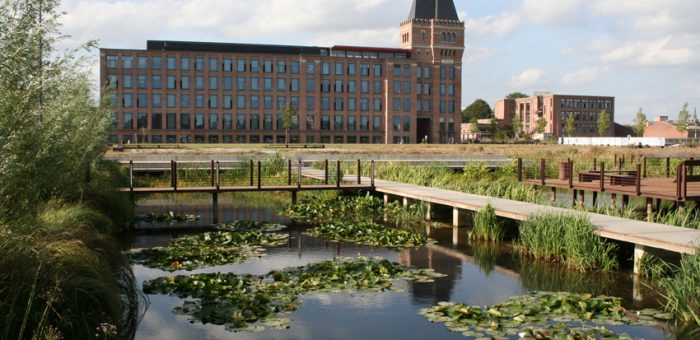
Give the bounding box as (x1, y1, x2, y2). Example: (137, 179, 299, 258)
(121, 184, 373, 194)
(302, 169, 700, 255)
(524, 178, 700, 201)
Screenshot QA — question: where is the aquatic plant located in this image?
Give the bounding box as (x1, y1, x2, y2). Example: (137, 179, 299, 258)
(638, 253, 677, 280)
(143, 257, 445, 332)
(469, 204, 504, 242)
(137, 211, 200, 224)
(516, 213, 619, 272)
(420, 291, 669, 339)
(307, 221, 433, 249)
(658, 249, 700, 329)
(128, 231, 288, 271)
(218, 220, 288, 232)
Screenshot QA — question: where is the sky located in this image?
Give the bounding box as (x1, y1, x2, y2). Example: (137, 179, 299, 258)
(57, 0, 700, 124)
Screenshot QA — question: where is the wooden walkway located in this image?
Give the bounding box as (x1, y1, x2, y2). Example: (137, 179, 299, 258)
(302, 169, 700, 255)
(120, 184, 373, 195)
(525, 178, 700, 202)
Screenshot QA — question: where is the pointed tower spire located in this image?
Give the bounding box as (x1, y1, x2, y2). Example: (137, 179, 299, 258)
(408, 0, 459, 21)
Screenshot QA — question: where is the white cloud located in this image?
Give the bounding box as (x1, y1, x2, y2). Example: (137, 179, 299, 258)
(464, 46, 494, 65)
(522, 0, 584, 26)
(601, 37, 694, 67)
(510, 68, 543, 87)
(466, 12, 523, 37)
(562, 66, 609, 86)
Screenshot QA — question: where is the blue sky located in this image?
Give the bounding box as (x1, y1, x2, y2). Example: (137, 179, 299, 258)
(59, 0, 699, 123)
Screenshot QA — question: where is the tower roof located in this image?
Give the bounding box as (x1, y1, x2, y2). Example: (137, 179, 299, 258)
(408, 0, 459, 21)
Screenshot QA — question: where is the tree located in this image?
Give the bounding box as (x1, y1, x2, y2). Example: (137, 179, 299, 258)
(535, 117, 547, 134)
(283, 102, 297, 145)
(506, 92, 528, 100)
(676, 102, 690, 133)
(469, 116, 479, 141)
(565, 113, 575, 137)
(489, 119, 498, 135)
(598, 110, 610, 136)
(512, 116, 523, 139)
(462, 99, 493, 123)
(633, 108, 648, 136)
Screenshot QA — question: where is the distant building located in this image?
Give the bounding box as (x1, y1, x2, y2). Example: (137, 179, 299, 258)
(100, 0, 464, 145)
(644, 114, 700, 139)
(460, 119, 495, 142)
(494, 93, 615, 139)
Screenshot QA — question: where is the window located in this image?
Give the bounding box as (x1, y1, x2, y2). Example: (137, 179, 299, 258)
(250, 114, 259, 130)
(251, 60, 260, 72)
(373, 64, 382, 77)
(122, 55, 132, 69)
(348, 64, 356, 75)
(264, 78, 273, 91)
(321, 62, 330, 75)
(373, 99, 382, 111)
(152, 113, 162, 129)
(223, 77, 232, 90)
(181, 94, 190, 108)
(195, 95, 204, 108)
(334, 98, 344, 111)
(166, 113, 176, 130)
(137, 112, 148, 129)
(423, 67, 431, 78)
(392, 98, 400, 111)
(152, 75, 162, 89)
(167, 57, 176, 70)
(137, 93, 147, 108)
(181, 76, 190, 89)
(334, 115, 343, 130)
(360, 98, 369, 111)
(290, 96, 299, 109)
(348, 98, 356, 111)
(360, 64, 370, 76)
(107, 55, 118, 68)
(223, 58, 233, 72)
(360, 116, 369, 131)
(263, 114, 273, 130)
(277, 78, 286, 91)
(180, 113, 190, 129)
(321, 97, 330, 111)
(335, 63, 344, 75)
(237, 77, 246, 90)
(321, 115, 330, 130)
(237, 95, 246, 109)
(393, 116, 401, 132)
(264, 96, 273, 109)
(361, 81, 369, 94)
(306, 61, 315, 74)
(209, 77, 218, 90)
(137, 56, 148, 69)
(263, 60, 273, 73)
(209, 113, 218, 129)
(403, 116, 411, 131)
(276, 114, 284, 130)
(348, 80, 356, 93)
(237, 59, 246, 72)
(209, 58, 218, 72)
(306, 79, 315, 92)
(223, 95, 232, 109)
(107, 75, 118, 88)
(348, 115, 356, 131)
(291, 78, 299, 92)
(403, 81, 410, 94)
(403, 65, 411, 78)
(181, 57, 190, 70)
(223, 113, 233, 129)
(151, 57, 162, 70)
(251, 95, 259, 109)
(321, 79, 331, 93)
(403, 99, 410, 112)
(277, 60, 286, 73)
(291, 61, 300, 74)
(334, 80, 343, 93)
(167, 94, 176, 108)
(306, 115, 315, 130)
(306, 96, 315, 110)
(195, 76, 204, 90)
(393, 80, 401, 94)
(123, 112, 133, 129)
(152, 94, 162, 108)
(167, 76, 176, 89)
(195, 113, 205, 129)
(137, 75, 147, 89)
(277, 96, 286, 110)
(251, 77, 260, 90)
(373, 116, 382, 130)
(195, 57, 204, 71)
(236, 113, 246, 129)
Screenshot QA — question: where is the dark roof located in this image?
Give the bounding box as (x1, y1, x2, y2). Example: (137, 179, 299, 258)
(409, 0, 459, 21)
(147, 40, 327, 56)
(332, 45, 412, 54)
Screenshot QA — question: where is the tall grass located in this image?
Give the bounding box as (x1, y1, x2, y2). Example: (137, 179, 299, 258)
(469, 204, 504, 242)
(658, 250, 700, 329)
(516, 213, 619, 272)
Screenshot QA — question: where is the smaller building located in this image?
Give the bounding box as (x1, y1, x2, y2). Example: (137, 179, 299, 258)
(460, 119, 495, 142)
(644, 115, 700, 139)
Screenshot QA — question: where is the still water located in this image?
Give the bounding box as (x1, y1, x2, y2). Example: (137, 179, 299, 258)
(130, 194, 669, 340)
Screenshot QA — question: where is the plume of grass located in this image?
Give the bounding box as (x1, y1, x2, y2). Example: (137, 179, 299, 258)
(469, 204, 504, 242)
(515, 213, 619, 272)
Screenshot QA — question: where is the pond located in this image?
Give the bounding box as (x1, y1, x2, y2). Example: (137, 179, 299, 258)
(129, 194, 669, 339)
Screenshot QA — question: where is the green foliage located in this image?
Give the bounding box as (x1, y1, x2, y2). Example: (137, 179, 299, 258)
(512, 116, 523, 139)
(598, 110, 610, 136)
(143, 257, 445, 332)
(651, 208, 700, 229)
(633, 108, 648, 137)
(137, 211, 200, 224)
(282, 102, 297, 144)
(516, 214, 618, 272)
(463, 162, 492, 182)
(658, 249, 700, 327)
(565, 113, 576, 136)
(470, 204, 504, 242)
(420, 292, 664, 339)
(308, 221, 433, 249)
(128, 230, 288, 271)
(506, 92, 528, 100)
(535, 117, 547, 134)
(637, 253, 676, 280)
(462, 99, 493, 123)
(676, 102, 690, 133)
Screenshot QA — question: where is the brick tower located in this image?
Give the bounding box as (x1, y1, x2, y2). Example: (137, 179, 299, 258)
(400, 0, 464, 143)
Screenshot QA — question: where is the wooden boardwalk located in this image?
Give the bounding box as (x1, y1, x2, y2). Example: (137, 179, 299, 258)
(525, 178, 700, 201)
(120, 184, 373, 195)
(302, 169, 700, 255)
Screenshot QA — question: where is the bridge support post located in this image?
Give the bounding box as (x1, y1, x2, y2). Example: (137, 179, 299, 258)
(551, 187, 557, 203)
(611, 194, 617, 210)
(633, 244, 646, 276)
(592, 192, 598, 207)
(572, 190, 578, 207)
(646, 198, 654, 222)
(291, 191, 298, 205)
(453, 226, 460, 247)
(578, 191, 585, 209)
(212, 192, 219, 225)
(403, 197, 410, 207)
(452, 207, 460, 227)
(426, 203, 433, 221)
(622, 195, 630, 209)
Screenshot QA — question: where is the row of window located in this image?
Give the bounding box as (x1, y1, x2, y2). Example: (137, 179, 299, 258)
(113, 112, 394, 132)
(561, 99, 613, 110)
(106, 54, 456, 80)
(559, 123, 602, 134)
(111, 134, 386, 145)
(559, 112, 610, 122)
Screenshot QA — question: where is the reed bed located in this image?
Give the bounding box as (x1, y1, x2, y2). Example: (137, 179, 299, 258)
(469, 204, 504, 242)
(658, 250, 700, 330)
(515, 213, 619, 272)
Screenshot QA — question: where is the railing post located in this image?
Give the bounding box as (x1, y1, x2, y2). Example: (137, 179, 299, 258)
(682, 162, 688, 201)
(216, 161, 220, 190)
(249, 160, 254, 186)
(287, 159, 292, 185)
(371, 160, 375, 187)
(357, 159, 361, 185)
(636, 163, 642, 196)
(600, 162, 605, 192)
(614, 154, 618, 168)
(676, 164, 682, 199)
(171, 160, 178, 191)
(517, 158, 523, 182)
(667, 158, 671, 178)
(324, 159, 329, 185)
(593, 158, 597, 171)
(210, 160, 215, 187)
(568, 159, 574, 189)
(540, 158, 545, 186)
(257, 160, 262, 189)
(129, 160, 134, 193)
(297, 160, 302, 189)
(336, 160, 341, 188)
(643, 157, 647, 178)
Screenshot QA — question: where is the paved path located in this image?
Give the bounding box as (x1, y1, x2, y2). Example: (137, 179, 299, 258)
(303, 169, 700, 255)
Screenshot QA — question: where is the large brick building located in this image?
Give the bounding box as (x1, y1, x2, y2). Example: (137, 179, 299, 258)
(494, 93, 615, 139)
(100, 0, 464, 144)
